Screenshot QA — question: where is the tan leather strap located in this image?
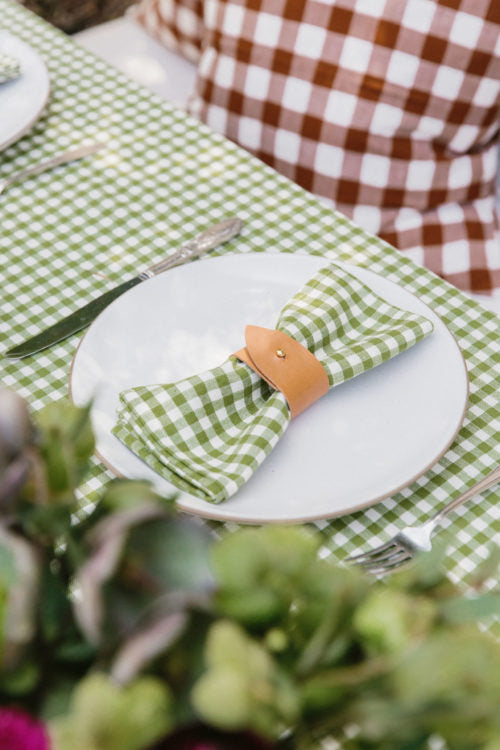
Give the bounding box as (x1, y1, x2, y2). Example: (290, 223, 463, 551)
(233, 326, 330, 418)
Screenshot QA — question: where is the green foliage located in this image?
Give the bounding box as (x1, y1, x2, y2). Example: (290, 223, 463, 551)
(34, 401, 95, 502)
(211, 526, 368, 640)
(0, 390, 499, 750)
(0, 544, 16, 650)
(192, 620, 299, 737)
(100, 479, 174, 513)
(353, 588, 436, 654)
(49, 673, 172, 750)
(210, 528, 500, 748)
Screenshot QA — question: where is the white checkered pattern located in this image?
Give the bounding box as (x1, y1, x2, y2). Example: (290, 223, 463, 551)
(1, 0, 499, 626)
(135, 0, 500, 293)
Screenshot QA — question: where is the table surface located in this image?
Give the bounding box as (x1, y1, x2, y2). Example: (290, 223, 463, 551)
(1, 0, 499, 591)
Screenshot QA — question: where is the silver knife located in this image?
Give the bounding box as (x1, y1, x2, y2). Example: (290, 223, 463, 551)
(5, 217, 243, 359)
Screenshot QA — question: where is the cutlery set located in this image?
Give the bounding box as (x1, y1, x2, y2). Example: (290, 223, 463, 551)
(5, 216, 243, 358)
(1, 120, 495, 576)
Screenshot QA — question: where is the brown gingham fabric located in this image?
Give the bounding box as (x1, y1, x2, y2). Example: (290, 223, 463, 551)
(135, 0, 500, 293)
(132, 0, 204, 63)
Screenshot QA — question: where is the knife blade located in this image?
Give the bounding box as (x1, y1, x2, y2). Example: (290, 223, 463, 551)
(5, 217, 243, 359)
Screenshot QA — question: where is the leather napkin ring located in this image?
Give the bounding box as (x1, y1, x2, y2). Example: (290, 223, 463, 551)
(233, 326, 330, 418)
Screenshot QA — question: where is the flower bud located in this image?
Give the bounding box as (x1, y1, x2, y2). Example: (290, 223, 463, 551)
(0, 707, 48, 750)
(0, 388, 33, 462)
(0, 388, 33, 507)
(0, 525, 40, 669)
(146, 723, 275, 750)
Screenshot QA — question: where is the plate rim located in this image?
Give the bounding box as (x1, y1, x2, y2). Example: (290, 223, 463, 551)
(69, 252, 469, 524)
(0, 31, 51, 152)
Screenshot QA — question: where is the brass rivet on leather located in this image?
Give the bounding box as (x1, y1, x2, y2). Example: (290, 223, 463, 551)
(232, 326, 330, 418)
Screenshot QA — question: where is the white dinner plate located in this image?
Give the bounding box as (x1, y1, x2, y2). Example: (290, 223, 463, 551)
(70, 253, 469, 524)
(0, 31, 50, 152)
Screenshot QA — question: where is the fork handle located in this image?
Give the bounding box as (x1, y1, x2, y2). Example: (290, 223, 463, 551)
(0, 142, 104, 193)
(429, 464, 500, 529)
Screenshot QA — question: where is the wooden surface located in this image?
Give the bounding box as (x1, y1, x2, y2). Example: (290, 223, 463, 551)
(18, 0, 136, 33)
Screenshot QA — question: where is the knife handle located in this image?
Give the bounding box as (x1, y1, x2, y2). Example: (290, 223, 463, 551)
(138, 217, 243, 280)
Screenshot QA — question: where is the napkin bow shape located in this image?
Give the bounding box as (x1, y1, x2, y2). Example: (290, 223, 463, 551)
(0, 53, 21, 84)
(112, 263, 434, 504)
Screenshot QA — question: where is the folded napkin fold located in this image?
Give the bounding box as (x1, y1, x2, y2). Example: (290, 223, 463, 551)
(112, 263, 434, 504)
(0, 52, 21, 84)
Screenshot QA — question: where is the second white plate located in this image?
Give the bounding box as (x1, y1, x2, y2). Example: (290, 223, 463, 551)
(0, 31, 50, 151)
(70, 253, 468, 523)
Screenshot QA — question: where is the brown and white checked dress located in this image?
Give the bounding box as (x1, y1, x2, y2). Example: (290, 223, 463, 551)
(134, 0, 205, 62)
(135, 0, 500, 293)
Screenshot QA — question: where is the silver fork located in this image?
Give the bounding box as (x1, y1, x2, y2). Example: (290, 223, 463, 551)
(0, 142, 105, 195)
(346, 465, 500, 575)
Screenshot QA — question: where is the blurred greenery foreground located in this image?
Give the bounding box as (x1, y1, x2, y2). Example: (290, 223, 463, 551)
(0, 386, 499, 750)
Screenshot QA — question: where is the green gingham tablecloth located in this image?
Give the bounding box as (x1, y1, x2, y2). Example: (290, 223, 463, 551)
(0, 51, 20, 83)
(1, 0, 499, 587)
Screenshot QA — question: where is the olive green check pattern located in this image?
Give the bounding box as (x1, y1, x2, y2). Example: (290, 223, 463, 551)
(0, 1, 498, 587)
(0, 51, 20, 82)
(113, 263, 433, 504)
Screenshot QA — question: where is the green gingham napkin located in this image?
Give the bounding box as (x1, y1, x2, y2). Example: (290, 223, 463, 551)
(0, 51, 20, 83)
(112, 263, 434, 504)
